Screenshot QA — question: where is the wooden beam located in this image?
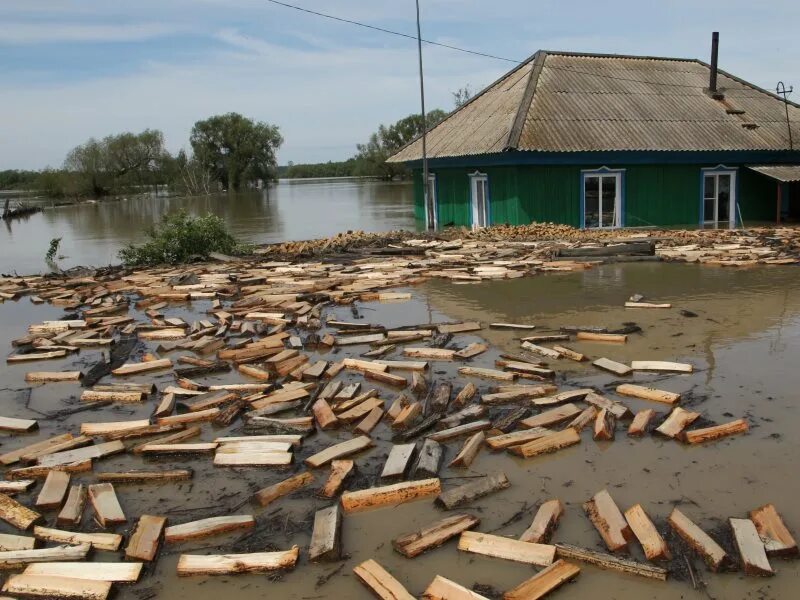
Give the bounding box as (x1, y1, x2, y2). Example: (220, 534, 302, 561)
(583, 489, 631, 553)
(554, 543, 667, 580)
(750, 504, 797, 557)
(165, 515, 255, 543)
(624, 504, 671, 561)
(176, 547, 298, 575)
(353, 559, 414, 600)
(457, 531, 555, 566)
(340, 479, 441, 513)
(393, 513, 479, 558)
(730, 518, 774, 576)
(520, 499, 564, 544)
(125, 515, 166, 561)
(503, 559, 581, 600)
(667, 508, 729, 571)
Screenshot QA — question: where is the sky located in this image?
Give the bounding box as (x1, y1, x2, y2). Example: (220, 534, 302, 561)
(1, 0, 798, 169)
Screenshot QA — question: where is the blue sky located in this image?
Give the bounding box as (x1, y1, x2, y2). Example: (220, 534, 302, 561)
(1, 0, 798, 169)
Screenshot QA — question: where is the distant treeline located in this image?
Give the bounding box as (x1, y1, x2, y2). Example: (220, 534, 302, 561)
(0, 169, 39, 190)
(278, 159, 358, 179)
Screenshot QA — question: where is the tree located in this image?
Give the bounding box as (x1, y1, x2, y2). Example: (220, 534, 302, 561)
(354, 109, 447, 179)
(452, 85, 473, 108)
(64, 137, 107, 196)
(189, 113, 283, 191)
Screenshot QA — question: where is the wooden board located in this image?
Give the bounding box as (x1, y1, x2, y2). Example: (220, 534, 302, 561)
(318, 460, 354, 498)
(254, 472, 314, 507)
(79, 420, 150, 437)
(393, 513, 479, 558)
(630, 360, 693, 373)
(555, 543, 667, 580)
(176, 546, 298, 575)
(730, 518, 774, 576)
(508, 428, 580, 459)
(436, 472, 510, 510)
(35, 471, 70, 510)
(576, 332, 626, 343)
(448, 432, 484, 469)
(423, 575, 489, 599)
(111, 358, 172, 376)
(592, 358, 632, 376)
(749, 504, 798, 557)
(682, 419, 748, 444)
(459, 366, 516, 381)
(25, 371, 82, 383)
(655, 407, 700, 439)
(1, 433, 76, 466)
(520, 404, 581, 429)
(57, 485, 85, 527)
(627, 409, 656, 437)
(87, 483, 125, 527)
(0, 543, 90, 568)
(667, 508, 729, 571)
(428, 420, 491, 443)
(353, 559, 414, 600)
(165, 515, 255, 542)
(213, 451, 291, 467)
(125, 515, 166, 561)
(485, 427, 550, 451)
(340, 479, 441, 513)
(0, 416, 38, 433)
(0, 533, 35, 551)
(503, 559, 581, 600)
(33, 526, 121, 551)
(0, 493, 41, 530)
(309, 505, 342, 562)
(615, 384, 680, 405)
(304, 436, 373, 468)
(624, 504, 671, 561)
(2, 573, 110, 599)
(583, 489, 631, 553)
(458, 531, 555, 566)
(381, 444, 417, 480)
(413, 439, 443, 478)
(520, 499, 564, 544)
(363, 368, 407, 389)
(96, 470, 191, 484)
(24, 561, 143, 582)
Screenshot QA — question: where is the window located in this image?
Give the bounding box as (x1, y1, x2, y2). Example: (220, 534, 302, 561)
(469, 172, 489, 229)
(702, 168, 736, 228)
(582, 169, 623, 228)
(424, 173, 437, 230)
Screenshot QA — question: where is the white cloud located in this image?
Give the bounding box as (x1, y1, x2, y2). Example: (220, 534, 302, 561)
(0, 22, 180, 45)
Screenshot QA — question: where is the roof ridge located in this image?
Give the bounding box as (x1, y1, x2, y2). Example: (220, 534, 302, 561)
(504, 51, 548, 151)
(543, 50, 698, 63)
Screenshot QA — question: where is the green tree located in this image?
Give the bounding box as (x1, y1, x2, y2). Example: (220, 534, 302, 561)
(452, 85, 473, 108)
(354, 109, 447, 179)
(190, 113, 283, 191)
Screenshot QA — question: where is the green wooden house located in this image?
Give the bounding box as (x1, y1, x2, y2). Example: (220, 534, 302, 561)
(388, 48, 800, 230)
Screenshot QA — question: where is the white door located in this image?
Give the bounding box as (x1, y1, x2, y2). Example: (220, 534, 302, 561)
(583, 173, 621, 228)
(703, 171, 736, 228)
(425, 174, 437, 230)
(470, 174, 489, 229)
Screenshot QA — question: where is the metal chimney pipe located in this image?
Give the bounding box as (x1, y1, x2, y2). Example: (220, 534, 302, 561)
(709, 32, 719, 93)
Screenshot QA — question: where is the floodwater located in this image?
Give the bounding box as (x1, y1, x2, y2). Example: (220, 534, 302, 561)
(0, 179, 416, 274)
(0, 262, 799, 599)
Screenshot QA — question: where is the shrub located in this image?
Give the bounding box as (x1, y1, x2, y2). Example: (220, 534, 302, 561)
(118, 211, 250, 266)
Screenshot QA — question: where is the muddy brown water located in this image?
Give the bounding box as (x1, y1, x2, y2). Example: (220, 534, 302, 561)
(0, 262, 798, 599)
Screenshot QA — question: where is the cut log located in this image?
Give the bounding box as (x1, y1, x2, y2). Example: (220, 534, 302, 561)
(485, 427, 551, 451)
(125, 515, 166, 561)
(520, 404, 581, 429)
(682, 419, 748, 444)
(165, 515, 255, 543)
(509, 428, 580, 459)
(340, 478, 441, 513)
(555, 543, 667, 580)
(615, 384, 680, 405)
(624, 504, 671, 561)
(56, 485, 86, 527)
(424, 575, 489, 599)
(353, 559, 414, 600)
(87, 483, 125, 527)
(520, 499, 564, 544)
(0, 416, 38, 433)
(583, 489, 632, 553)
(393, 513, 480, 558)
(655, 407, 700, 439)
(156, 407, 220, 426)
(627, 409, 656, 437)
(139, 443, 217, 455)
(458, 531, 555, 566)
(23, 562, 143, 582)
(576, 332, 627, 343)
(305, 436, 373, 468)
(0, 493, 41, 530)
(309, 505, 342, 561)
(503, 559, 581, 600)
(631, 360, 693, 373)
(254, 471, 314, 507)
(318, 460, 354, 498)
(2, 573, 110, 599)
(35, 471, 70, 510)
(436, 472, 510, 510)
(176, 546, 298, 575)
(593, 408, 615, 441)
(413, 438, 443, 478)
(0, 543, 90, 568)
(667, 508, 730, 571)
(749, 504, 797, 557)
(381, 444, 417, 480)
(427, 383, 452, 414)
(592, 358, 631, 376)
(448, 432, 484, 469)
(32, 526, 121, 551)
(730, 518, 774, 576)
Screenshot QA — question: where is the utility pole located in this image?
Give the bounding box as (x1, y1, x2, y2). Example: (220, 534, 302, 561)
(415, 0, 432, 230)
(776, 81, 794, 150)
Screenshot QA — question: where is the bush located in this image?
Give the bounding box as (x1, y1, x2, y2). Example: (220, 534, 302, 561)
(118, 211, 250, 266)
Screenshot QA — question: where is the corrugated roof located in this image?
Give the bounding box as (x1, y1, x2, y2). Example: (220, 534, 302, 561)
(748, 165, 800, 182)
(388, 51, 800, 162)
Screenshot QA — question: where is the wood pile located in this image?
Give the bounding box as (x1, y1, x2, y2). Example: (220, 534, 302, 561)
(0, 232, 794, 599)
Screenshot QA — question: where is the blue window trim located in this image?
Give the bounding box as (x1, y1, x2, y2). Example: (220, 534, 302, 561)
(580, 167, 626, 229)
(699, 165, 739, 226)
(468, 171, 490, 227)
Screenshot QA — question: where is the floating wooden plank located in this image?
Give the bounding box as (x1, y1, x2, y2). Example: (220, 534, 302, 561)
(583, 489, 631, 553)
(312, 399, 339, 430)
(305, 436, 373, 469)
(381, 444, 417, 480)
(24, 562, 143, 582)
(520, 404, 581, 429)
(139, 442, 216, 456)
(111, 358, 172, 376)
(79, 420, 150, 437)
(375, 360, 428, 371)
(0, 416, 38, 433)
(25, 371, 82, 383)
(503, 559, 581, 600)
(365, 369, 407, 388)
(56, 485, 85, 527)
(343, 358, 388, 373)
(38, 440, 125, 468)
(593, 408, 615, 441)
(458, 531, 555, 566)
(392, 402, 422, 429)
(485, 427, 550, 451)
(448, 432, 484, 468)
(80, 390, 143, 403)
(624, 504, 671, 561)
(730, 518, 774, 576)
(520, 499, 564, 544)
(627, 409, 656, 437)
(631, 360, 692, 373)
(576, 332, 626, 343)
(405, 348, 456, 360)
(625, 302, 672, 309)
(393, 513, 479, 558)
(509, 428, 581, 459)
(0, 480, 35, 495)
(423, 575, 489, 599)
(6, 350, 68, 363)
(35, 471, 70, 510)
(554, 543, 667, 580)
(461, 366, 519, 382)
(165, 515, 255, 542)
(176, 546, 298, 575)
(125, 515, 166, 561)
(592, 358, 632, 376)
(521, 342, 561, 359)
(490, 323, 536, 330)
(615, 384, 680, 405)
(340, 478, 441, 513)
(454, 343, 488, 359)
(336, 333, 385, 346)
(156, 407, 220, 426)
(749, 504, 798, 557)
(0, 543, 90, 568)
(309, 505, 342, 562)
(667, 508, 729, 571)
(453, 382, 477, 407)
(355, 406, 384, 434)
(96, 470, 191, 483)
(683, 419, 748, 444)
(213, 451, 291, 467)
(438, 321, 481, 334)
(655, 407, 700, 439)
(429, 420, 492, 443)
(413, 439, 443, 478)
(318, 460, 354, 498)
(436, 472, 510, 510)
(237, 364, 271, 381)
(33, 526, 121, 551)
(0, 533, 35, 551)
(583, 392, 631, 420)
(2, 573, 110, 599)
(353, 559, 414, 600)
(87, 483, 125, 527)
(254, 472, 314, 507)
(0, 493, 41, 530)
(482, 385, 557, 405)
(1, 433, 76, 466)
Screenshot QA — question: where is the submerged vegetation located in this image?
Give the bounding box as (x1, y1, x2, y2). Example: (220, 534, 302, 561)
(118, 211, 251, 266)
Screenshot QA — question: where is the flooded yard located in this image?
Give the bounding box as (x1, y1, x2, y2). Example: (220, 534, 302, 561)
(0, 261, 798, 599)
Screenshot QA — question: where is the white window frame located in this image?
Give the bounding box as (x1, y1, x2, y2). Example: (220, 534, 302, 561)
(582, 170, 622, 229)
(469, 171, 489, 229)
(701, 168, 737, 229)
(425, 173, 437, 230)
